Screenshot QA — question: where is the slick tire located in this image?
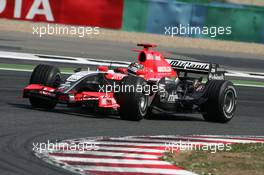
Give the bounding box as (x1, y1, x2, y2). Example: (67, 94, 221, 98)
(202, 80, 237, 123)
(117, 76, 148, 121)
(144, 107, 161, 119)
(29, 64, 61, 109)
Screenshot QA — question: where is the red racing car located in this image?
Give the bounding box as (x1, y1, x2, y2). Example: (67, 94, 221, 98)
(23, 44, 237, 123)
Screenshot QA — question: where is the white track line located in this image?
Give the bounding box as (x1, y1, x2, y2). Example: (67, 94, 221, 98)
(146, 135, 264, 139)
(0, 67, 33, 72)
(1, 50, 264, 79)
(226, 72, 264, 79)
(234, 83, 264, 88)
(190, 135, 264, 139)
(0, 67, 72, 74)
(0, 51, 130, 67)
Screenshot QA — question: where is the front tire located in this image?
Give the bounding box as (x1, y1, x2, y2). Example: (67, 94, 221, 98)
(29, 64, 61, 109)
(117, 76, 148, 121)
(202, 80, 237, 123)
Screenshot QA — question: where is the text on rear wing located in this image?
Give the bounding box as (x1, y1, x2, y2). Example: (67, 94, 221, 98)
(168, 60, 210, 72)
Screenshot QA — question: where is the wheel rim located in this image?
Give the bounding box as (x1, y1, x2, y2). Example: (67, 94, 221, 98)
(139, 95, 147, 114)
(224, 90, 235, 116)
(53, 74, 61, 87)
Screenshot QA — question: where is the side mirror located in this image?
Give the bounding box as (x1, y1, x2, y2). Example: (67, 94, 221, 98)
(74, 67, 82, 73)
(97, 66, 109, 72)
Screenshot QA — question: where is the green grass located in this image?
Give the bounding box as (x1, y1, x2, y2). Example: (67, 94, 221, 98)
(228, 142, 264, 153)
(162, 143, 264, 175)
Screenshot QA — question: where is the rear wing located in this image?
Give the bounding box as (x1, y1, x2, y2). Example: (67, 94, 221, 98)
(166, 58, 226, 80)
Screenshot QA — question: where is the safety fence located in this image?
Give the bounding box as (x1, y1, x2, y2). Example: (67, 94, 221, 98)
(122, 0, 264, 43)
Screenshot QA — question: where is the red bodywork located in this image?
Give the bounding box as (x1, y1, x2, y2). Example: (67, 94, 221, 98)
(23, 44, 177, 109)
(135, 44, 177, 80)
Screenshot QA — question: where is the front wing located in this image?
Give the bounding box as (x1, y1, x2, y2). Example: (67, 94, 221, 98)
(23, 84, 119, 109)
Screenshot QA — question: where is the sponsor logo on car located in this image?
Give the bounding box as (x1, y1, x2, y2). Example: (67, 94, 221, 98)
(209, 73, 225, 80)
(169, 60, 210, 71)
(157, 66, 172, 72)
(147, 54, 161, 60)
(67, 71, 90, 82)
(167, 94, 178, 102)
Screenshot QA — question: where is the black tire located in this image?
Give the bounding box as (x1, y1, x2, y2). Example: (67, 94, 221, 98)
(145, 107, 160, 119)
(202, 80, 237, 123)
(116, 76, 148, 121)
(29, 64, 61, 109)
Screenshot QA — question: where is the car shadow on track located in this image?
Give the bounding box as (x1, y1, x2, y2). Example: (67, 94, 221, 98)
(8, 103, 121, 120)
(9, 103, 204, 122)
(145, 114, 203, 122)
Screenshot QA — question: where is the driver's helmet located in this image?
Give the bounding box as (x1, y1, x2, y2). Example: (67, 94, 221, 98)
(127, 62, 144, 75)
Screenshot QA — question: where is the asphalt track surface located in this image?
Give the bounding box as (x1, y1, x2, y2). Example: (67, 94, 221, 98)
(1, 31, 264, 73)
(0, 31, 264, 175)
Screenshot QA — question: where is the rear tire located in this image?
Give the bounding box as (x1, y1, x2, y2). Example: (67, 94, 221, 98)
(29, 64, 61, 109)
(145, 107, 161, 119)
(117, 76, 148, 121)
(202, 80, 237, 123)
